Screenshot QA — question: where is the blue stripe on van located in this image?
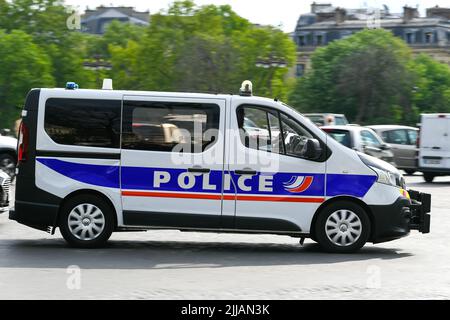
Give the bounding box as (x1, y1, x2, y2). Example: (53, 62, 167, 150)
(37, 158, 120, 189)
(36, 158, 377, 198)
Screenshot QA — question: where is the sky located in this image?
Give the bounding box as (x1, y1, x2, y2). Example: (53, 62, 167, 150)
(65, 0, 450, 32)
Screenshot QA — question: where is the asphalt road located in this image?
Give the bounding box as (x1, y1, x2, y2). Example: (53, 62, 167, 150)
(1, 175, 449, 300)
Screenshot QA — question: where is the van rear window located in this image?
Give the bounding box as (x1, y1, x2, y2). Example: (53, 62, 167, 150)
(44, 98, 121, 148)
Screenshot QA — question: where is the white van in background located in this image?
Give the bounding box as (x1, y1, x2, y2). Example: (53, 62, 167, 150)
(419, 114, 450, 182)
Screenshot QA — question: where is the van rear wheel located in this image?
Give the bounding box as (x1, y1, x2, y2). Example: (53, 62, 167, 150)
(59, 195, 114, 248)
(314, 201, 370, 253)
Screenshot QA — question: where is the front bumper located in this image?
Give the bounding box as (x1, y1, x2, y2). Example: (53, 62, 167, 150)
(369, 189, 431, 243)
(408, 190, 431, 234)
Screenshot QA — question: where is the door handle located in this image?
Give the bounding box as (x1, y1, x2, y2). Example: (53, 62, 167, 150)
(235, 169, 257, 176)
(188, 167, 211, 174)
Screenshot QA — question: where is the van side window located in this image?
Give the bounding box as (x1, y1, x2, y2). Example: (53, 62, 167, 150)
(122, 101, 220, 153)
(44, 98, 121, 148)
(237, 106, 283, 154)
(279, 113, 313, 157)
(237, 106, 315, 158)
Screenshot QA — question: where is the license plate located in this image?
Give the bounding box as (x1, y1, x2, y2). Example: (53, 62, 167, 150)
(424, 159, 441, 165)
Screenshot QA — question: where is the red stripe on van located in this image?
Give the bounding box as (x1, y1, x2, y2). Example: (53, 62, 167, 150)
(122, 191, 325, 203)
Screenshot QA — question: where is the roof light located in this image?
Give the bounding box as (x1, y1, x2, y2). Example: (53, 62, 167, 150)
(102, 78, 113, 90)
(65, 82, 78, 90)
(240, 80, 253, 96)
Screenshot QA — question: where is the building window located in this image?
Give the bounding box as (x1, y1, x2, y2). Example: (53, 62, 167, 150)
(298, 35, 306, 46)
(406, 33, 414, 44)
(316, 35, 324, 45)
(296, 64, 305, 77)
(425, 32, 433, 44)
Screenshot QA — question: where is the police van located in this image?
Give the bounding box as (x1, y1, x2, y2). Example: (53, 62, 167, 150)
(10, 80, 431, 253)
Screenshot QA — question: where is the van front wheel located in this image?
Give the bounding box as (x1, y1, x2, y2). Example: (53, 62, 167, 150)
(59, 195, 114, 248)
(314, 201, 370, 253)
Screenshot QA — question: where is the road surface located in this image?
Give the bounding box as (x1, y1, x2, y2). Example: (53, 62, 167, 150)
(0, 175, 449, 299)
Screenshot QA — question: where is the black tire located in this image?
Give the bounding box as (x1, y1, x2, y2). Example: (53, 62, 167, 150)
(404, 169, 416, 175)
(0, 153, 16, 178)
(423, 173, 435, 183)
(59, 194, 115, 248)
(314, 201, 370, 253)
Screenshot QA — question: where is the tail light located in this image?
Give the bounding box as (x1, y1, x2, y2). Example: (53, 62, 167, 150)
(17, 121, 29, 163)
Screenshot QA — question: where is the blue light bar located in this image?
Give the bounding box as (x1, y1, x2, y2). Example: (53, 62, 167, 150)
(65, 82, 79, 90)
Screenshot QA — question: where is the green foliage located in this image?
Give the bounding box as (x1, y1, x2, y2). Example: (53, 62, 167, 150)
(109, 1, 296, 99)
(288, 29, 450, 126)
(0, 30, 54, 128)
(289, 29, 416, 125)
(411, 54, 450, 114)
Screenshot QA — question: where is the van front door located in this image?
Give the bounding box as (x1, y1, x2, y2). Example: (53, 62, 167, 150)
(120, 95, 226, 229)
(225, 99, 326, 234)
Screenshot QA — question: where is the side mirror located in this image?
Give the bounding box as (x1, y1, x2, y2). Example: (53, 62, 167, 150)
(303, 138, 322, 160)
(380, 143, 391, 150)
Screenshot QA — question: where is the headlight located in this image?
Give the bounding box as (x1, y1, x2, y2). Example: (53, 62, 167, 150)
(358, 153, 405, 188)
(368, 166, 398, 187)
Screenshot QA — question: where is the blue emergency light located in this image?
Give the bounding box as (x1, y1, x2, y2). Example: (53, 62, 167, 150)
(65, 82, 79, 90)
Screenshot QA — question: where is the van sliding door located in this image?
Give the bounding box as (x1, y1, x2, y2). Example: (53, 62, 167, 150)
(120, 95, 227, 229)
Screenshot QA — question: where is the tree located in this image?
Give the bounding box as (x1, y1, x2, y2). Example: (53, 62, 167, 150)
(289, 29, 415, 125)
(411, 54, 450, 114)
(0, 30, 54, 128)
(109, 1, 296, 99)
(0, 0, 95, 88)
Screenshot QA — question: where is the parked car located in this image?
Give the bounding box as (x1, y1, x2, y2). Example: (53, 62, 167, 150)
(0, 131, 18, 178)
(368, 125, 419, 175)
(321, 125, 395, 166)
(0, 169, 11, 214)
(417, 114, 450, 183)
(304, 113, 349, 126)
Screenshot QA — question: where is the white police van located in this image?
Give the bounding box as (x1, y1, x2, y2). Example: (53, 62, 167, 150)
(10, 80, 431, 253)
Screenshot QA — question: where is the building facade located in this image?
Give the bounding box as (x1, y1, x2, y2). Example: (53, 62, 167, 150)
(81, 6, 150, 34)
(294, 3, 450, 77)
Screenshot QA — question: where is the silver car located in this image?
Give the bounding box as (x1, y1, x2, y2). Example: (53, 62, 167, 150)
(321, 125, 396, 166)
(368, 125, 419, 175)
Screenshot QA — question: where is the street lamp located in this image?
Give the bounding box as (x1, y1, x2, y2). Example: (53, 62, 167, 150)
(255, 55, 287, 96)
(83, 54, 113, 86)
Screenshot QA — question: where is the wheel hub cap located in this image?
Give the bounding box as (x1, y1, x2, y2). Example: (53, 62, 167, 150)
(325, 209, 362, 247)
(68, 204, 105, 241)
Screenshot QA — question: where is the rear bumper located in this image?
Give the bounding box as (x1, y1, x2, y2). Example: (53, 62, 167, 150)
(369, 189, 431, 243)
(9, 200, 59, 232)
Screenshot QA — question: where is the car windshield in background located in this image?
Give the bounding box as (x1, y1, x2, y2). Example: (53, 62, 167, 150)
(334, 117, 348, 126)
(306, 115, 324, 126)
(324, 129, 352, 148)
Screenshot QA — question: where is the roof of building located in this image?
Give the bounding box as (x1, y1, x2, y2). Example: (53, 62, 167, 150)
(297, 17, 448, 30)
(81, 6, 150, 25)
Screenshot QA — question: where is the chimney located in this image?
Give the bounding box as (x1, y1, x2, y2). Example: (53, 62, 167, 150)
(335, 7, 346, 24)
(403, 6, 419, 23)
